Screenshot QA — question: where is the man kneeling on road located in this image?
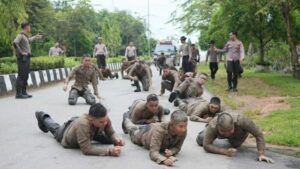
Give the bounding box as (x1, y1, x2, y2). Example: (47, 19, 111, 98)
(196, 112, 274, 163)
(122, 94, 170, 134)
(124, 110, 187, 166)
(63, 54, 102, 105)
(35, 103, 125, 156)
(169, 72, 209, 106)
(178, 96, 222, 123)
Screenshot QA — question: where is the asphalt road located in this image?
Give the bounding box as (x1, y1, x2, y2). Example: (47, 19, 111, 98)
(0, 66, 299, 169)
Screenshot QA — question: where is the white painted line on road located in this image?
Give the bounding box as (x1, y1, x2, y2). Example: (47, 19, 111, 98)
(3, 75, 12, 91)
(34, 71, 41, 86)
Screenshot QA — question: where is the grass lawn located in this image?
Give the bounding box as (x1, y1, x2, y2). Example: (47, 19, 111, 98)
(198, 62, 300, 147)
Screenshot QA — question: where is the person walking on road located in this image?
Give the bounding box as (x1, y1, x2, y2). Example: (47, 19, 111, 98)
(13, 22, 43, 99)
(178, 36, 193, 74)
(206, 40, 219, 80)
(125, 42, 137, 61)
(93, 37, 108, 69)
(216, 32, 245, 92)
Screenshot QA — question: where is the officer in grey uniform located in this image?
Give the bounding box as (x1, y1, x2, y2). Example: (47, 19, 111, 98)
(13, 22, 43, 99)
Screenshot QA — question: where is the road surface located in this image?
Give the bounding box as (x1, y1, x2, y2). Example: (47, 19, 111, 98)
(0, 66, 299, 169)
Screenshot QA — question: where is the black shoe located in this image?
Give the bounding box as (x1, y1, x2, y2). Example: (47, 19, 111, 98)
(163, 108, 170, 115)
(174, 99, 180, 107)
(168, 92, 178, 103)
(22, 88, 33, 98)
(122, 112, 129, 134)
(226, 88, 232, 92)
(35, 111, 50, 133)
(232, 88, 238, 92)
(16, 94, 30, 99)
(134, 89, 141, 92)
(115, 73, 119, 79)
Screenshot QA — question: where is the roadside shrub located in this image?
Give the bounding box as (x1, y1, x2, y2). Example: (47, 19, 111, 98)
(266, 41, 290, 71)
(30, 56, 65, 71)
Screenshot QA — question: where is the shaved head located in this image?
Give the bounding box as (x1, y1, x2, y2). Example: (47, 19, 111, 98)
(217, 113, 234, 131)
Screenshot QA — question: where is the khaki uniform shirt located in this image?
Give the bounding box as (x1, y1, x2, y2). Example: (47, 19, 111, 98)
(66, 65, 99, 95)
(161, 70, 181, 92)
(94, 43, 108, 56)
(49, 47, 63, 56)
(61, 115, 118, 156)
(129, 100, 165, 124)
(176, 77, 203, 98)
(221, 40, 245, 61)
(13, 32, 37, 54)
(179, 43, 190, 56)
(189, 102, 221, 121)
(125, 46, 137, 58)
(203, 114, 265, 155)
(206, 47, 218, 62)
(141, 122, 187, 163)
(128, 63, 152, 79)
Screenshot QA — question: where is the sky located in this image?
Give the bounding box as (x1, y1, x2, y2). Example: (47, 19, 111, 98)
(90, 0, 199, 43)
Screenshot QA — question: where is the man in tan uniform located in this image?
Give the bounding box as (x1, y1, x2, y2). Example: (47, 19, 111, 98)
(49, 42, 63, 56)
(122, 94, 170, 133)
(35, 103, 124, 156)
(127, 61, 152, 92)
(124, 110, 188, 166)
(168, 73, 209, 106)
(179, 97, 222, 123)
(63, 54, 100, 105)
(197, 112, 274, 163)
(121, 58, 136, 78)
(159, 65, 181, 96)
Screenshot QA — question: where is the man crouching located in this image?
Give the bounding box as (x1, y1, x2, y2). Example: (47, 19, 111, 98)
(124, 110, 187, 166)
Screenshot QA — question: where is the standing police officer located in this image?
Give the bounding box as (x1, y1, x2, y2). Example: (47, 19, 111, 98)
(13, 22, 43, 99)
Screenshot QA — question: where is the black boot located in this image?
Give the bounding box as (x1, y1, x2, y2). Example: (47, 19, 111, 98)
(134, 80, 141, 92)
(168, 91, 179, 103)
(163, 108, 170, 115)
(16, 87, 30, 99)
(35, 111, 50, 133)
(122, 112, 129, 134)
(22, 87, 32, 98)
(115, 72, 119, 79)
(173, 99, 180, 107)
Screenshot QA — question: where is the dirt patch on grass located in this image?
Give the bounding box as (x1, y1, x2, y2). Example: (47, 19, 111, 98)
(234, 95, 290, 117)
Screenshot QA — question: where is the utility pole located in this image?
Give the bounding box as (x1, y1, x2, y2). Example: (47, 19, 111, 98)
(147, 0, 151, 57)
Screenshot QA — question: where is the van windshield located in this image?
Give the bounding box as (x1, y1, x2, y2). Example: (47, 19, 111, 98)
(155, 45, 175, 52)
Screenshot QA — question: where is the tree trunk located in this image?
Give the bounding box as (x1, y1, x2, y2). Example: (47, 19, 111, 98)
(258, 13, 265, 64)
(281, 2, 299, 77)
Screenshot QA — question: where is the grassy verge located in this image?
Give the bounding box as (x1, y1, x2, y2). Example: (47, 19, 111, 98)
(198, 63, 300, 147)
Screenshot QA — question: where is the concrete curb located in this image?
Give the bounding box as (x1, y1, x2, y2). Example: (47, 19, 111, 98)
(0, 63, 121, 95)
